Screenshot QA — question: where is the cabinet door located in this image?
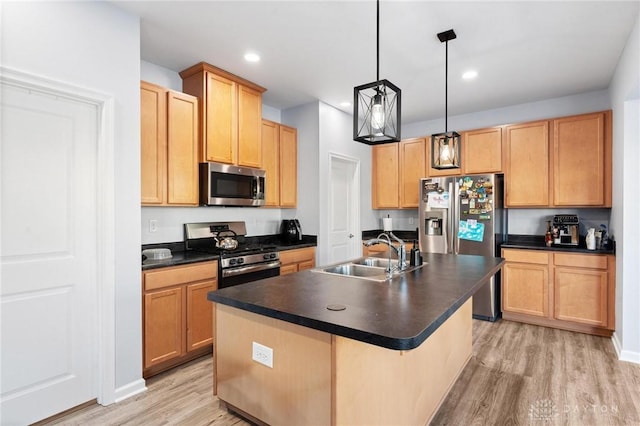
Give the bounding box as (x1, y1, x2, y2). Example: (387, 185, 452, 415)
(186, 280, 216, 351)
(205, 72, 237, 164)
(261, 120, 280, 207)
(372, 144, 399, 208)
(552, 112, 609, 206)
(167, 91, 199, 205)
(140, 82, 167, 204)
(399, 138, 426, 208)
(463, 127, 503, 174)
(279, 264, 298, 276)
(237, 85, 262, 168)
(502, 262, 549, 317)
(505, 121, 550, 207)
(279, 125, 298, 208)
(144, 287, 184, 368)
(554, 268, 608, 327)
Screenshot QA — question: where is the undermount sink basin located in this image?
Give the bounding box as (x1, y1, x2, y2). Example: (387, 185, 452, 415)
(321, 263, 388, 278)
(312, 257, 426, 282)
(354, 257, 398, 268)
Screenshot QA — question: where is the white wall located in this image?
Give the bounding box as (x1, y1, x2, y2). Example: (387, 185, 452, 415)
(609, 10, 640, 362)
(1, 1, 142, 393)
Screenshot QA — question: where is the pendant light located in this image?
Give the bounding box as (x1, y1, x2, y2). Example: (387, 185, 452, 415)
(431, 29, 461, 169)
(353, 0, 401, 145)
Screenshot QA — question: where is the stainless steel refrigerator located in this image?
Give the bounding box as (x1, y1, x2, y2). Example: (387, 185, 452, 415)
(418, 174, 505, 321)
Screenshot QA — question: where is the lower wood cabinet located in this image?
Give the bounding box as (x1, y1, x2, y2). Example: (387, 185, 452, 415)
(142, 261, 217, 378)
(279, 247, 316, 275)
(501, 248, 614, 336)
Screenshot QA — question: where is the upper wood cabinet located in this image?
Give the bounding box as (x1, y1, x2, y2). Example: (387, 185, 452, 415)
(372, 138, 427, 209)
(399, 138, 427, 208)
(552, 111, 612, 207)
(372, 143, 400, 208)
(141, 81, 199, 206)
(180, 62, 266, 167)
(462, 127, 503, 174)
(504, 120, 550, 207)
(261, 120, 298, 208)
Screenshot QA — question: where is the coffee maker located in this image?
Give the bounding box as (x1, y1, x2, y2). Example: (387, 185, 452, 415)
(552, 214, 579, 246)
(281, 219, 302, 244)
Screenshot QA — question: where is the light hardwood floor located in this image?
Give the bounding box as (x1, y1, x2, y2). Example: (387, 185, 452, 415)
(44, 319, 640, 425)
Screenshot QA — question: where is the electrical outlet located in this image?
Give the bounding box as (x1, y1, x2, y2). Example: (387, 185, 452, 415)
(409, 217, 415, 225)
(149, 219, 158, 233)
(252, 341, 273, 368)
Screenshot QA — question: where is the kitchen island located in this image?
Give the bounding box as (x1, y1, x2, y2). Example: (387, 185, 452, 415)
(208, 253, 504, 425)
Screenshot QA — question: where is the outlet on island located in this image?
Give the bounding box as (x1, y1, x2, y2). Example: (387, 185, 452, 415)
(252, 341, 273, 368)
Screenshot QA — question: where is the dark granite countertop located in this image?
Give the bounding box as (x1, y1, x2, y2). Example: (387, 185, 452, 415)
(501, 234, 615, 255)
(208, 253, 504, 351)
(141, 236, 317, 271)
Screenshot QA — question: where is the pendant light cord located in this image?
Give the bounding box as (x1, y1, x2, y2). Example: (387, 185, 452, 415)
(445, 39, 448, 133)
(376, 0, 380, 83)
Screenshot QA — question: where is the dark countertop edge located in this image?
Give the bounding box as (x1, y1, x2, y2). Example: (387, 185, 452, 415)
(502, 234, 615, 255)
(208, 258, 504, 351)
(142, 237, 317, 271)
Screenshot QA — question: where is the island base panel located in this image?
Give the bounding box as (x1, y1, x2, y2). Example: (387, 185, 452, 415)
(333, 299, 473, 425)
(215, 299, 472, 425)
(215, 304, 332, 426)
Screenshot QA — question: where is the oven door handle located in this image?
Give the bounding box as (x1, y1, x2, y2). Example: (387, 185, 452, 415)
(221, 261, 281, 278)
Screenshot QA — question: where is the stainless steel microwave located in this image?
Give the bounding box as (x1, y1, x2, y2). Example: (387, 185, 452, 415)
(199, 162, 266, 206)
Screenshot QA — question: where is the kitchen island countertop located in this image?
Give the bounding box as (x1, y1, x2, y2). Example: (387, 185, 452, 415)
(208, 252, 504, 350)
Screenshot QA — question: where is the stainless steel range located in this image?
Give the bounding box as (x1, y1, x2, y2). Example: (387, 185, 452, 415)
(184, 221, 280, 288)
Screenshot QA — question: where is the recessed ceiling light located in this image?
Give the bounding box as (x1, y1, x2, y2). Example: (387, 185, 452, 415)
(462, 70, 478, 80)
(244, 52, 260, 63)
(340, 101, 351, 107)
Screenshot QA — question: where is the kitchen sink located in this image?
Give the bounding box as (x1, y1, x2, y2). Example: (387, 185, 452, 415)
(312, 257, 426, 282)
(353, 257, 398, 268)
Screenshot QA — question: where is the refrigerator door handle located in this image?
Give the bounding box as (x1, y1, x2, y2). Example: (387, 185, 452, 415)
(453, 180, 460, 255)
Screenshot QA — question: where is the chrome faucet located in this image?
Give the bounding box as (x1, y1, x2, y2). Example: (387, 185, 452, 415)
(362, 232, 408, 274)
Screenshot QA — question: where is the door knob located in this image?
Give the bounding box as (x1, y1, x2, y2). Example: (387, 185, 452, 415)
(348, 233, 354, 238)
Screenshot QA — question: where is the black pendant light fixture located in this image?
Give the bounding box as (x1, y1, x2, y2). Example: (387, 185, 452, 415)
(431, 29, 461, 169)
(353, 0, 401, 145)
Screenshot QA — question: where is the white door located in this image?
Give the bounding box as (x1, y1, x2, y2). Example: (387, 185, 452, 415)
(1, 80, 99, 424)
(328, 154, 360, 264)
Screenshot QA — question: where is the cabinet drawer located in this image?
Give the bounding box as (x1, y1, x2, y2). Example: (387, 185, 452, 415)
(144, 261, 218, 291)
(554, 253, 607, 270)
(502, 249, 549, 265)
(280, 248, 315, 265)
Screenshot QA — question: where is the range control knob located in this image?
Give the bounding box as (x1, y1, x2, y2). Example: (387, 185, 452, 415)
(263, 254, 270, 260)
(237, 258, 244, 265)
(229, 259, 237, 265)
(270, 253, 277, 259)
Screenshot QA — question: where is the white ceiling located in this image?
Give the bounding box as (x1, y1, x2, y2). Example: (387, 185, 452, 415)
(112, 0, 639, 125)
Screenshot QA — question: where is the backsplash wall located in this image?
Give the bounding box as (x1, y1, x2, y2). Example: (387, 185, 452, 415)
(374, 208, 612, 238)
(141, 207, 283, 244)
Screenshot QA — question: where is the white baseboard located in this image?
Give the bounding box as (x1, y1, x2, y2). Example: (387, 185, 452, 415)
(612, 332, 640, 364)
(113, 379, 147, 404)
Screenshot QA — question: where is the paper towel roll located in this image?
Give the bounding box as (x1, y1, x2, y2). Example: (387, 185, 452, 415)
(382, 217, 393, 232)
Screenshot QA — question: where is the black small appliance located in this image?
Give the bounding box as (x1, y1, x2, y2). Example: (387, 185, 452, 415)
(281, 219, 302, 244)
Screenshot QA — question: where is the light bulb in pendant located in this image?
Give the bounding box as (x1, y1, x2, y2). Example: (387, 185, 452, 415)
(371, 93, 385, 131)
(440, 144, 451, 163)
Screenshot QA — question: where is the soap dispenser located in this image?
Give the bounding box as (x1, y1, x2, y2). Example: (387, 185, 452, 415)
(410, 240, 422, 266)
